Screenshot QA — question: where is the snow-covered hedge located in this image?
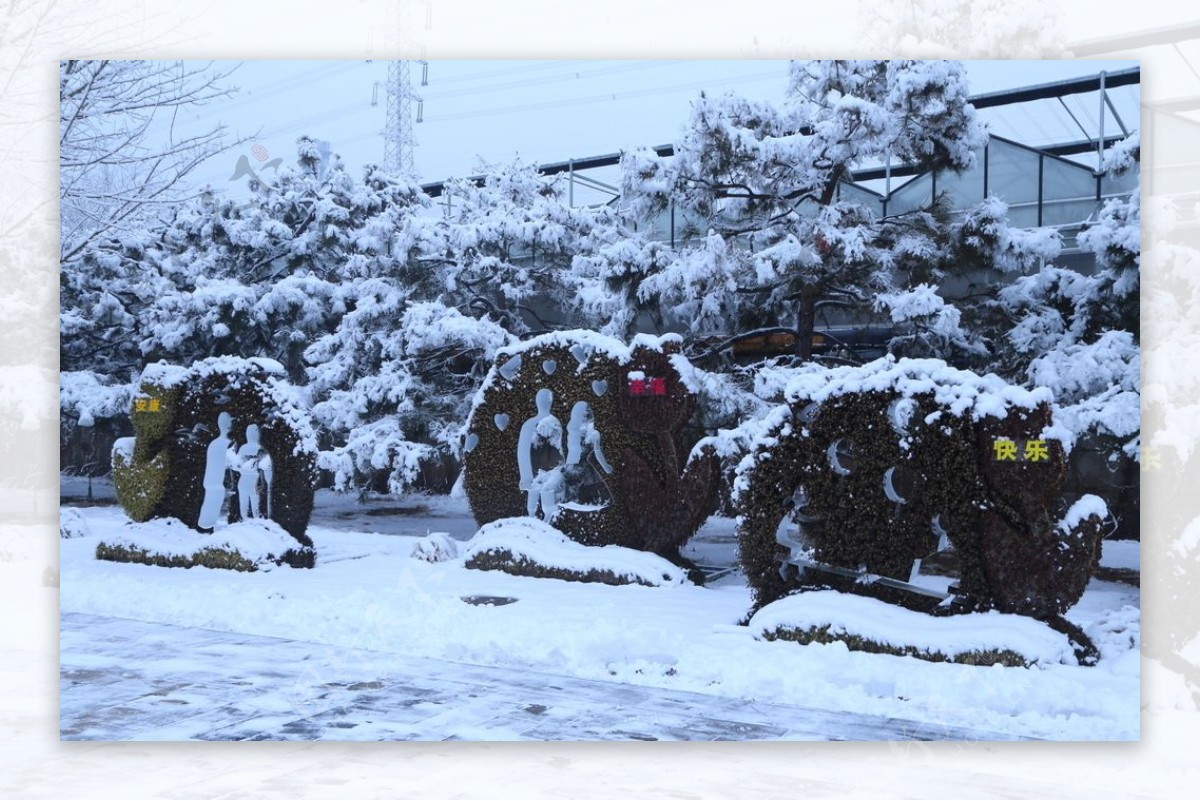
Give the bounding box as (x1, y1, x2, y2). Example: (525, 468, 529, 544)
(112, 357, 318, 547)
(95, 517, 315, 571)
(462, 517, 687, 587)
(732, 356, 1105, 621)
(462, 331, 719, 561)
(751, 591, 1079, 667)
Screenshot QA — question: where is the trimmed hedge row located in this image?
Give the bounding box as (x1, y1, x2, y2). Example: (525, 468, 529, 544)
(95, 541, 315, 571)
(760, 624, 1032, 667)
(464, 548, 666, 587)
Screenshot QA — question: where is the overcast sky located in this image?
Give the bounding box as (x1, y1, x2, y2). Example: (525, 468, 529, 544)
(176, 59, 1138, 197)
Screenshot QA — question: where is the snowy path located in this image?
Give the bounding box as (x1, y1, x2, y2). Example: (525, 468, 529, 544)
(60, 613, 1028, 742)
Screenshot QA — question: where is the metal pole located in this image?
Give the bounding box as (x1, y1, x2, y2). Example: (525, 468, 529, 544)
(568, 158, 574, 207)
(1037, 154, 1044, 227)
(885, 149, 892, 196)
(1098, 71, 1107, 168)
(983, 142, 989, 198)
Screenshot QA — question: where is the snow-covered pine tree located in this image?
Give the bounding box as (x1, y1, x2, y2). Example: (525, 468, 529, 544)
(989, 133, 1140, 457)
(60, 61, 238, 428)
(968, 134, 1141, 538)
(137, 138, 427, 383)
(61, 139, 428, 478)
(305, 160, 617, 494)
(435, 161, 613, 336)
(618, 60, 990, 365)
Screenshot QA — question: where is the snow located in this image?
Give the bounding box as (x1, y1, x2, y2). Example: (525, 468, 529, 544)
(780, 356, 1053, 417)
(410, 531, 459, 563)
(462, 517, 686, 587)
(95, 516, 306, 569)
(488, 330, 683, 377)
(59, 497, 1141, 741)
(1058, 494, 1108, 534)
(59, 371, 132, 428)
(720, 356, 1063, 495)
(1100, 131, 1140, 176)
(133, 357, 318, 458)
(749, 591, 1078, 665)
(111, 437, 134, 462)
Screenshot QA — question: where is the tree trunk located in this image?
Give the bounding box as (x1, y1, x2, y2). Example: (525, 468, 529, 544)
(795, 287, 818, 360)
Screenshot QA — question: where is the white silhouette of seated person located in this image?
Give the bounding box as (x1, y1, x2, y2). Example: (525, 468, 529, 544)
(198, 412, 233, 531)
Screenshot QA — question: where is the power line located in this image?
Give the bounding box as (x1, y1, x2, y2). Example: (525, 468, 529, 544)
(429, 60, 591, 86)
(421, 69, 786, 124)
(420, 60, 685, 101)
(329, 68, 786, 154)
(188, 61, 370, 124)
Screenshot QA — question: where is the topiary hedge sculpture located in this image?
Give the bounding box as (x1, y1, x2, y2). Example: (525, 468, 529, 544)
(734, 357, 1106, 626)
(110, 357, 318, 565)
(462, 332, 719, 564)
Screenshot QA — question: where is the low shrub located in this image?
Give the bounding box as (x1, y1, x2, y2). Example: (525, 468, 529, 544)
(761, 624, 1032, 667)
(464, 548, 663, 587)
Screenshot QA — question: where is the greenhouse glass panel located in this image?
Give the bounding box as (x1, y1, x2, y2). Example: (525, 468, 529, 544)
(838, 181, 884, 217)
(1100, 164, 1140, 196)
(1042, 155, 1099, 226)
(986, 139, 1040, 227)
(936, 147, 986, 211)
(886, 173, 933, 216)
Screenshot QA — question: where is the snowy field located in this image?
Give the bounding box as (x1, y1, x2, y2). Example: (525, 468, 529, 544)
(59, 484, 1140, 741)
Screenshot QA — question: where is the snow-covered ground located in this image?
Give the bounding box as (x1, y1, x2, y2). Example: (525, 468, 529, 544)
(59, 485, 1140, 741)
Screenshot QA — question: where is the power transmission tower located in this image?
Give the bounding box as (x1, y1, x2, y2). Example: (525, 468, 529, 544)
(384, 60, 425, 177)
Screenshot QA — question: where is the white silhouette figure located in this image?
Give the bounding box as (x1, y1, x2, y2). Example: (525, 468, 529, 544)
(232, 424, 270, 519)
(260, 446, 274, 520)
(517, 388, 563, 519)
(198, 412, 233, 530)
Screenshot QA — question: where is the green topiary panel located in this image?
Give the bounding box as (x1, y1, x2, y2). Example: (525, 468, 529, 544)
(463, 332, 719, 562)
(111, 447, 169, 523)
(735, 358, 1105, 622)
(112, 357, 318, 550)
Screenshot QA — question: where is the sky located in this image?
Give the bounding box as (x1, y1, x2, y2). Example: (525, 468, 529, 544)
(175, 59, 1139, 200)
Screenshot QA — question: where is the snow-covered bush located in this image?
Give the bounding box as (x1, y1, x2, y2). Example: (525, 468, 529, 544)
(95, 517, 314, 572)
(733, 357, 1105, 621)
(462, 331, 719, 563)
(112, 356, 317, 559)
(410, 532, 459, 563)
(751, 591, 1079, 667)
(462, 518, 687, 587)
(59, 508, 92, 540)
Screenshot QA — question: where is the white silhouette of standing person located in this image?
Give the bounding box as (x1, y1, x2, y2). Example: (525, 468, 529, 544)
(259, 446, 274, 520)
(198, 412, 233, 531)
(233, 424, 265, 519)
(517, 388, 563, 519)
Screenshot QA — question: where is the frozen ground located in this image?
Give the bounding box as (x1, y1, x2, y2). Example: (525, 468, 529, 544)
(59, 480, 1141, 741)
